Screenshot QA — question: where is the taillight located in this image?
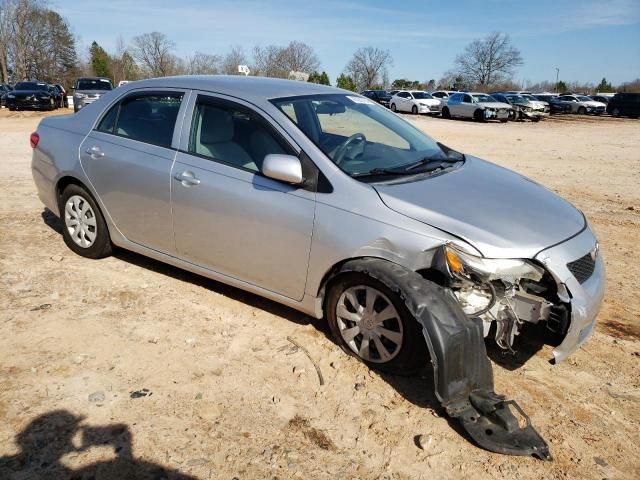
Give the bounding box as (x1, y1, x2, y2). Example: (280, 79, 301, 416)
(30, 132, 39, 149)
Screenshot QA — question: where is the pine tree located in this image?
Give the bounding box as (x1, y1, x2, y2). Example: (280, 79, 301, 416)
(336, 73, 356, 91)
(90, 41, 112, 80)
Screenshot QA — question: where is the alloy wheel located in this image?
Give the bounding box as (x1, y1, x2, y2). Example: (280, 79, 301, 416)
(64, 195, 98, 248)
(336, 285, 403, 363)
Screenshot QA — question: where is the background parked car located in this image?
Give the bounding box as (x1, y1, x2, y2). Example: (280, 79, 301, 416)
(491, 93, 548, 121)
(0, 83, 12, 108)
(48, 84, 64, 109)
(442, 92, 511, 122)
(430, 90, 458, 105)
(390, 90, 441, 115)
(555, 94, 606, 114)
(361, 89, 391, 107)
(534, 94, 572, 114)
(73, 77, 113, 112)
(54, 83, 69, 108)
(5, 81, 57, 111)
(606, 92, 640, 118)
(590, 95, 611, 105)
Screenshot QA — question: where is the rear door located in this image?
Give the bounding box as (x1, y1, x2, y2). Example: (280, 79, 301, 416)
(170, 92, 316, 300)
(80, 89, 188, 253)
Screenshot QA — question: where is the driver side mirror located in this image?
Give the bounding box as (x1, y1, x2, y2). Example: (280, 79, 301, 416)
(262, 154, 303, 185)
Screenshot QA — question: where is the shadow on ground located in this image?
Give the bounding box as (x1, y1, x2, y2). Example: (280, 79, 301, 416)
(0, 410, 196, 479)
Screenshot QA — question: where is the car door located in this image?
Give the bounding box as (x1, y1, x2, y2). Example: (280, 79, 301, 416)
(80, 89, 188, 253)
(447, 94, 464, 116)
(460, 94, 476, 117)
(399, 92, 411, 111)
(170, 92, 316, 301)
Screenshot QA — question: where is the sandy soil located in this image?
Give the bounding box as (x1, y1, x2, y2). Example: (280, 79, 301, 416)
(1, 108, 639, 479)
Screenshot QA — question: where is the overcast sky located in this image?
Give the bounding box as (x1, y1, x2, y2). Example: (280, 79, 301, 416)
(53, 0, 640, 85)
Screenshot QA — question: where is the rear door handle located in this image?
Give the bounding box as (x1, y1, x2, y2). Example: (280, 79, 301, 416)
(85, 146, 104, 158)
(174, 171, 201, 186)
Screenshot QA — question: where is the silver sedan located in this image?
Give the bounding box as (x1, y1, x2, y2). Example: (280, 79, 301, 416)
(31, 76, 604, 458)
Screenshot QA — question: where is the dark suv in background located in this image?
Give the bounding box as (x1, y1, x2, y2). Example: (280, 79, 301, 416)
(361, 89, 391, 107)
(606, 93, 640, 118)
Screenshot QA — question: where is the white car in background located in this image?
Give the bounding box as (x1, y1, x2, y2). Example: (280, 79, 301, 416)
(390, 90, 441, 115)
(556, 94, 606, 114)
(442, 92, 512, 122)
(430, 90, 459, 105)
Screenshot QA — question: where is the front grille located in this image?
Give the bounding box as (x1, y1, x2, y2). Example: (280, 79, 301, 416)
(567, 253, 596, 284)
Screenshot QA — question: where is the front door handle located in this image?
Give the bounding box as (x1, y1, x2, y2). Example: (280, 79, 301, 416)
(85, 146, 104, 158)
(174, 171, 201, 186)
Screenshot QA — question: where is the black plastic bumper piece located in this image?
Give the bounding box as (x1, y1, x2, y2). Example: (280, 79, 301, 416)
(339, 258, 551, 460)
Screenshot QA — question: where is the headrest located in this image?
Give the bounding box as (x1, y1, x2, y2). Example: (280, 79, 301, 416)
(199, 106, 234, 144)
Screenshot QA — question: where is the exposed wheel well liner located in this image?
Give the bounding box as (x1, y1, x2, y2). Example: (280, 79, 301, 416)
(333, 257, 551, 459)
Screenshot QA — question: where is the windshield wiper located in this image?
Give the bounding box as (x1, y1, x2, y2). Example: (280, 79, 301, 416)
(351, 168, 415, 178)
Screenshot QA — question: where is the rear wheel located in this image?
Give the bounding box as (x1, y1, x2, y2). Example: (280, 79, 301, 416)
(411, 105, 418, 115)
(390, 103, 397, 112)
(441, 107, 451, 119)
(578, 106, 586, 115)
(612, 107, 621, 117)
(327, 270, 427, 374)
(59, 184, 112, 259)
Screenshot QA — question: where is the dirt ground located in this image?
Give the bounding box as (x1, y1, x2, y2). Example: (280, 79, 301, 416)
(1, 107, 639, 479)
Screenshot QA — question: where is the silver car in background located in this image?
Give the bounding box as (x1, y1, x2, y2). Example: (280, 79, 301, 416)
(31, 76, 604, 459)
(442, 92, 512, 121)
(73, 77, 113, 112)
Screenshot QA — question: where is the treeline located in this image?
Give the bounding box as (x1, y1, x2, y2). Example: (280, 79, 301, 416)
(1, 1, 638, 94)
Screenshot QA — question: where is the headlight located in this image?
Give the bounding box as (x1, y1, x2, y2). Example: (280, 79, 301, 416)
(444, 244, 544, 283)
(75, 93, 87, 99)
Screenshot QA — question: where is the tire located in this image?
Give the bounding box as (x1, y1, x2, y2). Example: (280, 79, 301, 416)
(326, 266, 428, 374)
(500, 119, 508, 123)
(8, 106, 15, 111)
(441, 107, 451, 119)
(59, 184, 112, 259)
(612, 107, 621, 117)
(390, 103, 396, 112)
(411, 105, 418, 115)
(578, 106, 586, 115)
(473, 109, 486, 122)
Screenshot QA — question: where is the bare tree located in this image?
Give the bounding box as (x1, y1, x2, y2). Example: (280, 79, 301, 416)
(130, 31, 176, 77)
(252, 41, 319, 78)
(187, 52, 221, 75)
(344, 46, 392, 91)
(221, 45, 247, 75)
(453, 32, 523, 87)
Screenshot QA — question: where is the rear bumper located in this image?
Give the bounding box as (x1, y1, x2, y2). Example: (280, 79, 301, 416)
(535, 227, 605, 362)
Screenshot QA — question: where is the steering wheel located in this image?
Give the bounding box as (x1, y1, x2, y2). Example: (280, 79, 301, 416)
(333, 133, 367, 166)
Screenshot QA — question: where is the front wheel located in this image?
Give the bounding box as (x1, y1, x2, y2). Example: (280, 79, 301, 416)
(327, 271, 427, 374)
(390, 103, 396, 112)
(411, 105, 418, 115)
(59, 184, 112, 259)
(578, 106, 586, 115)
(441, 107, 451, 119)
(473, 109, 486, 122)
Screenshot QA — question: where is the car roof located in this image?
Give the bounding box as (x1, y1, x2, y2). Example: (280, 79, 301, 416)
(120, 75, 346, 101)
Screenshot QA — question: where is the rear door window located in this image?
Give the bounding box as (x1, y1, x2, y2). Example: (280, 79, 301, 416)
(95, 92, 184, 148)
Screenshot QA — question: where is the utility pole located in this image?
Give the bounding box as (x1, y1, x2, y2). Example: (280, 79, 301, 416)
(555, 67, 560, 92)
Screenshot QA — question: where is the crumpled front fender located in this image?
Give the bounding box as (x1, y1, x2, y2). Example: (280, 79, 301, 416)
(339, 258, 551, 460)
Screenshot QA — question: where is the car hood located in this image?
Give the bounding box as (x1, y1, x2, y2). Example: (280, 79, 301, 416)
(583, 101, 605, 107)
(75, 90, 111, 95)
(373, 156, 585, 259)
(10, 90, 49, 96)
(478, 101, 512, 109)
(417, 99, 441, 106)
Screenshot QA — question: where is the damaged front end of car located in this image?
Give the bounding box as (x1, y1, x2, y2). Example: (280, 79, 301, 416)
(408, 235, 603, 460)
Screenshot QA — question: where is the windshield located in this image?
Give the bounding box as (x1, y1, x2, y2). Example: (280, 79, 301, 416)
(76, 78, 113, 91)
(411, 92, 433, 99)
(577, 96, 593, 102)
(15, 82, 48, 91)
(506, 95, 529, 103)
(271, 94, 458, 179)
(472, 94, 496, 103)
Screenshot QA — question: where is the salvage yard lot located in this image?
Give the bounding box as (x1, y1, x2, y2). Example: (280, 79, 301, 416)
(1, 109, 639, 479)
